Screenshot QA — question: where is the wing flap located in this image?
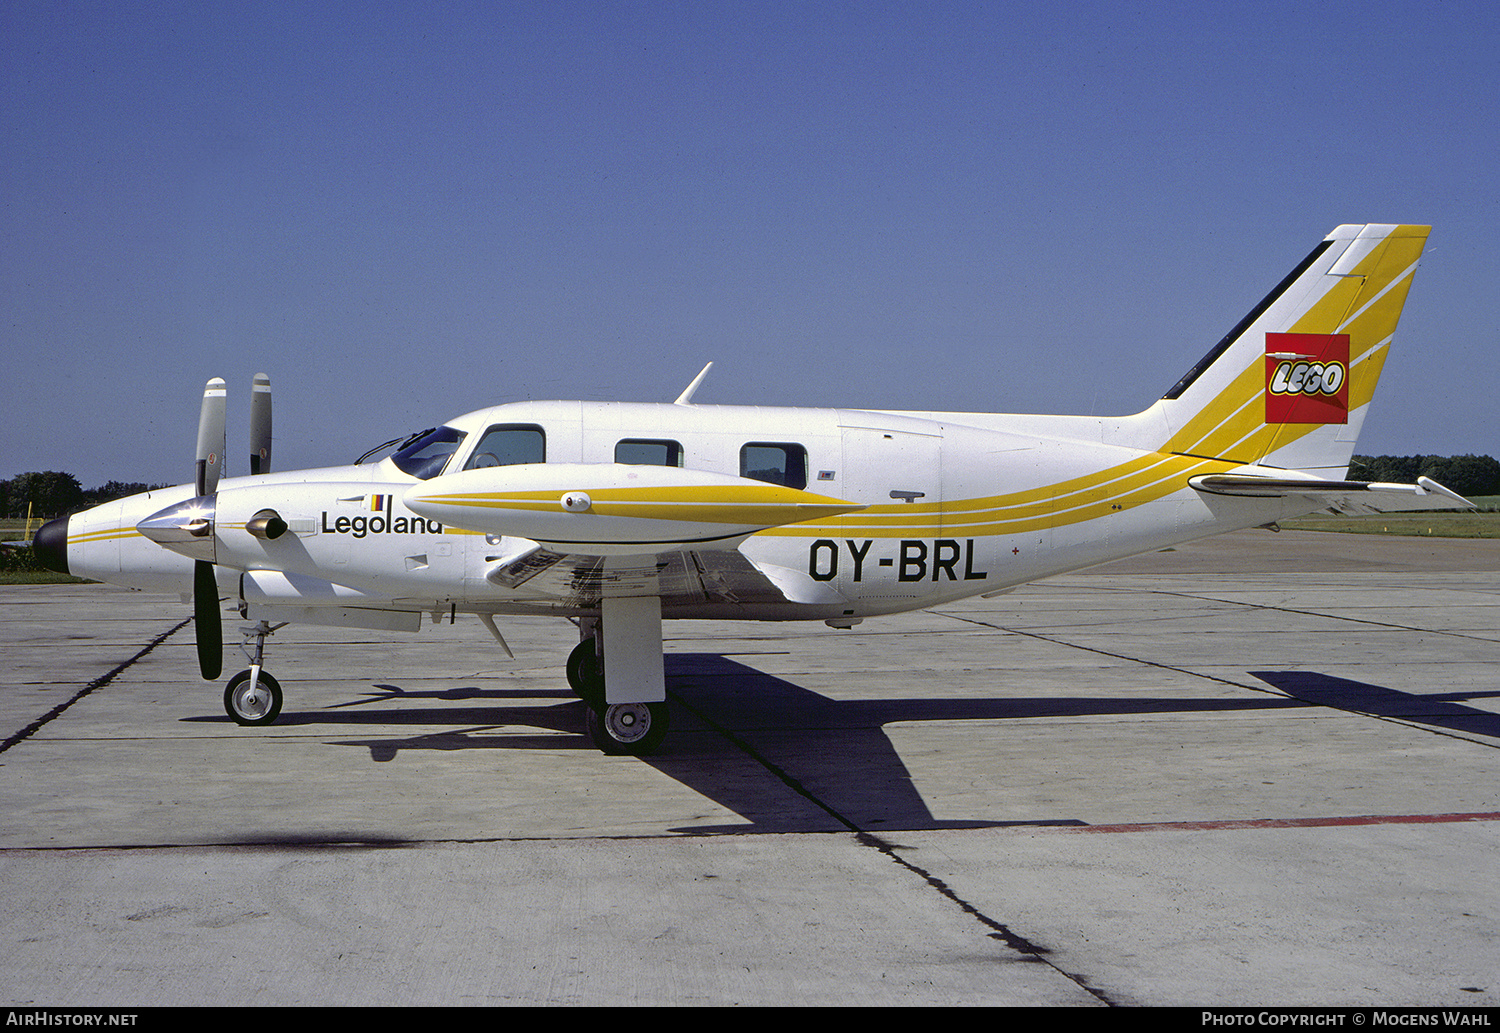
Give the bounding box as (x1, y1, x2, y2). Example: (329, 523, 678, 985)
(480, 543, 837, 610)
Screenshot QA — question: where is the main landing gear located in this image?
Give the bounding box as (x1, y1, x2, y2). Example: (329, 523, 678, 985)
(567, 633, 670, 757)
(214, 608, 672, 756)
(223, 620, 286, 726)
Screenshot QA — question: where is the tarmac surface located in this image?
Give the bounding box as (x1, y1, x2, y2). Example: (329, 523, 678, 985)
(1, 529, 1496, 1007)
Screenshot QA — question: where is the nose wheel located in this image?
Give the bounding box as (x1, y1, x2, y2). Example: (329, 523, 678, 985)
(223, 619, 287, 726)
(225, 668, 283, 725)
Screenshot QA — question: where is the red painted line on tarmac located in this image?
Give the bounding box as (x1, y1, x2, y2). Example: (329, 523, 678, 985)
(1054, 811, 1500, 834)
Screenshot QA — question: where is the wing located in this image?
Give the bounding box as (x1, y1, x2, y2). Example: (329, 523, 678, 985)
(482, 541, 845, 612)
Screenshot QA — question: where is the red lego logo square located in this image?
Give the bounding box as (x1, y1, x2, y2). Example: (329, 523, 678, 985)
(1265, 333, 1350, 424)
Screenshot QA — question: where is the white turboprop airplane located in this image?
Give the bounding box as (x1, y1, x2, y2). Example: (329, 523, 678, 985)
(34, 223, 1472, 754)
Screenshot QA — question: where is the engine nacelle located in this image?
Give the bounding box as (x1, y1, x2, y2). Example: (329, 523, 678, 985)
(404, 463, 865, 554)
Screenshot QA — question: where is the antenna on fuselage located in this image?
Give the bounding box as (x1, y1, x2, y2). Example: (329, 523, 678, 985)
(673, 362, 714, 406)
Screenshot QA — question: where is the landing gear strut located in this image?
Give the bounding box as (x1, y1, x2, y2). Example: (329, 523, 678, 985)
(224, 620, 287, 726)
(569, 610, 670, 756)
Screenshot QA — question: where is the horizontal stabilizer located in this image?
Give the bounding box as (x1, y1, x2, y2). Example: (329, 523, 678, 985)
(1189, 474, 1473, 515)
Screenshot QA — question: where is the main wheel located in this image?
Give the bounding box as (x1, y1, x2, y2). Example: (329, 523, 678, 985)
(587, 701, 670, 756)
(566, 638, 605, 708)
(224, 669, 283, 726)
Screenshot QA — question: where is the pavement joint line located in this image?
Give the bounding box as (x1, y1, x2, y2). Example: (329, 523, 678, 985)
(0, 617, 192, 756)
(1041, 811, 1500, 833)
(930, 610, 1500, 751)
(930, 610, 1269, 693)
(9, 810, 1499, 854)
(1056, 581, 1500, 645)
(667, 688, 1120, 1007)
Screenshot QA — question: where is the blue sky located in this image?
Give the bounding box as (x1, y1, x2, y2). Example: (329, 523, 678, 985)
(4, 1, 1497, 487)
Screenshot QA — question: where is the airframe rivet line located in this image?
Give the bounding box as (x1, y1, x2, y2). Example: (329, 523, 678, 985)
(0, 617, 193, 756)
(666, 688, 1120, 1006)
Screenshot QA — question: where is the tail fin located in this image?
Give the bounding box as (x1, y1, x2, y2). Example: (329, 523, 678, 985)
(1137, 224, 1429, 476)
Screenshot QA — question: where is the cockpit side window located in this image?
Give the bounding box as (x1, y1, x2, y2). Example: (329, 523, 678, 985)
(463, 424, 546, 470)
(390, 426, 467, 480)
(615, 438, 684, 467)
(740, 442, 808, 489)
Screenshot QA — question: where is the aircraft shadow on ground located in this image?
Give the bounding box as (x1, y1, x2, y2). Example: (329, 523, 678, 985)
(185, 653, 1349, 835)
(185, 660, 1498, 834)
(1250, 670, 1500, 741)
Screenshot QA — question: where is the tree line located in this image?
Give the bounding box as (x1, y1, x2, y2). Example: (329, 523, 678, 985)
(1348, 455, 1500, 498)
(1, 472, 170, 520)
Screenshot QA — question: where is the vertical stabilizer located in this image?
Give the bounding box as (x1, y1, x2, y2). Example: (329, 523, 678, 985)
(1133, 224, 1429, 476)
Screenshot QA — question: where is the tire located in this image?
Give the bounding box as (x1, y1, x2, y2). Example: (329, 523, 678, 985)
(224, 669, 283, 726)
(586, 701, 670, 756)
(566, 638, 605, 709)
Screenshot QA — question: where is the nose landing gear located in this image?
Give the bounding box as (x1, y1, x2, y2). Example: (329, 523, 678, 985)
(225, 668, 282, 725)
(224, 620, 287, 726)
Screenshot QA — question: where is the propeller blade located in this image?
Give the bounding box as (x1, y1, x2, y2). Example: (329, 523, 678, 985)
(194, 560, 223, 680)
(249, 372, 272, 475)
(195, 378, 227, 496)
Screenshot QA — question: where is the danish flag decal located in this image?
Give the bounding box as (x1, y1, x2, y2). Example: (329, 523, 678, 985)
(1265, 332, 1350, 424)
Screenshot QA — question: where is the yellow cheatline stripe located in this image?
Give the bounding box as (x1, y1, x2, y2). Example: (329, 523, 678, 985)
(1296, 232, 1426, 336)
(828, 460, 1176, 530)
(417, 484, 852, 506)
(71, 526, 143, 544)
(411, 485, 864, 526)
(761, 453, 1235, 539)
(419, 499, 861, 526)
(760, 451, 1179, 534)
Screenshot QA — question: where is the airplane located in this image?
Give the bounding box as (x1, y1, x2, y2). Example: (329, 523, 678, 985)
(32, 223, 1474, 756)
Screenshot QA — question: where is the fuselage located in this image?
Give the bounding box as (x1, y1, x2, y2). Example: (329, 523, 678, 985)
(52, 399, 1305, 625)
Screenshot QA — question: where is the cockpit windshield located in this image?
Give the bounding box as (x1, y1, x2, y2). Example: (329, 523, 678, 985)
(389, 426, 467, 480)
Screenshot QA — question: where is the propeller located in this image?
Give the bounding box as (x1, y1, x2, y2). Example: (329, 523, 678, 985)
(195, 378, 226, 496)
(193, 377, 227, 680)
(194, 555, 223, 680)
(138, 375, 276, 681)
(249, 372, 272, 475)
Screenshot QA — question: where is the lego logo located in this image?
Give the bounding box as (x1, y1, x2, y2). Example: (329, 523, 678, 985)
(1268, 360, 1346, 397)
(1264, 332, 1348, 424)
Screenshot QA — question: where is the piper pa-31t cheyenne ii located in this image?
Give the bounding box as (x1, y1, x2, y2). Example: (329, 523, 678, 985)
(34, 224, 1472, 754)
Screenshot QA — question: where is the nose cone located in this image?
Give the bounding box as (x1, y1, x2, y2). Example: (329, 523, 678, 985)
(33, 516, 70, 574)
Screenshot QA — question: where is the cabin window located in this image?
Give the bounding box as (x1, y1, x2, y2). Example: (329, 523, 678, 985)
(740, 442, 807, 489)
(615, 438, 684, 467)
(463, 425, 546, 470)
